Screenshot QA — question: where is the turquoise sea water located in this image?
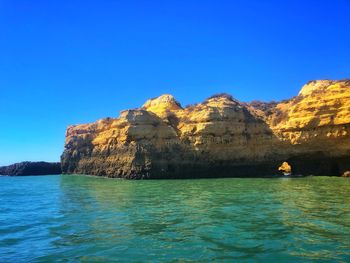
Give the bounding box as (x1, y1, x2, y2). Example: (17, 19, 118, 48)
(0, 175, 350, 262)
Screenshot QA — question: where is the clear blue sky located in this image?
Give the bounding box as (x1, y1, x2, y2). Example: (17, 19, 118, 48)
(0, 0, 349, 166)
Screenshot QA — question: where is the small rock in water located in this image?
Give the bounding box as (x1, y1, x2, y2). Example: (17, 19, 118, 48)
(342, 171, 350, 177)
(278, 161, 292, 175)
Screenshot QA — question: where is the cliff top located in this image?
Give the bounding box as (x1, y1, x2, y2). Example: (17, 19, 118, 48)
(299, 79, 350, 96)
(142, 94, 182, 113)
(66, 79, 349, 129)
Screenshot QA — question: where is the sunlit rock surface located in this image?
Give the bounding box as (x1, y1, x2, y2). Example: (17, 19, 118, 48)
(278, 162, 292, 175)
(61, 79, 350, 178)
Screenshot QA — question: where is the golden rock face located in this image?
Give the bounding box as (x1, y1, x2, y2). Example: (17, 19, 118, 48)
(274, 80, 350, 129)
(265, 80, 350, 150)
(278, 162, 292, 174)
(61, 79, 350, 178)
(142, 94, 182, 118)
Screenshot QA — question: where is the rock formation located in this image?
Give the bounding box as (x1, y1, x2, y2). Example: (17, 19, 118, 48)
(342, 171, 350, 177)
(61, 79, 350, 179)
(0, 162, 61, 176)
(278, 162, 292, 175)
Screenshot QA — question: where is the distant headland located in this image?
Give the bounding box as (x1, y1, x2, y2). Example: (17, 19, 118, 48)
(60, 79, 350, 179)
(0, 162, 61, 176)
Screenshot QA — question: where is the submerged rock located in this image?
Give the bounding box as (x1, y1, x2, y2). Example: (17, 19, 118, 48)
(61, 79, 350, 179)
(0, 162, 61, 176)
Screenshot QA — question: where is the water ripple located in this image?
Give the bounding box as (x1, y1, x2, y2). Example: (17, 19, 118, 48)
(0, 175, 350, 262)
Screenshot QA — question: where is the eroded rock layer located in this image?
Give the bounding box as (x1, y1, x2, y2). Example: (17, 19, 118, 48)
(61, 79, 350, 178)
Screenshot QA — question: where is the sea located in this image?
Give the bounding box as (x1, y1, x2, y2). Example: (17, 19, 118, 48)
(1, 175, 349, 262)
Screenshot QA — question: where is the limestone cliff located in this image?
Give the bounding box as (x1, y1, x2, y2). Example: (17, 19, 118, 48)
(61, 79, 350, 178)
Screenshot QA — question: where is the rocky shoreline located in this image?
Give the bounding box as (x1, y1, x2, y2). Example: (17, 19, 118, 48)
(61, 79, 350, 179)
(0, 162, 61, 176)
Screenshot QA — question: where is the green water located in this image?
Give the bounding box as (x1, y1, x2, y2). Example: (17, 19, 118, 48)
(0, 175, 350, 262)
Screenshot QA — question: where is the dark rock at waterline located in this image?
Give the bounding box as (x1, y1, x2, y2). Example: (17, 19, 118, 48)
(0, 162, 61, 176)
